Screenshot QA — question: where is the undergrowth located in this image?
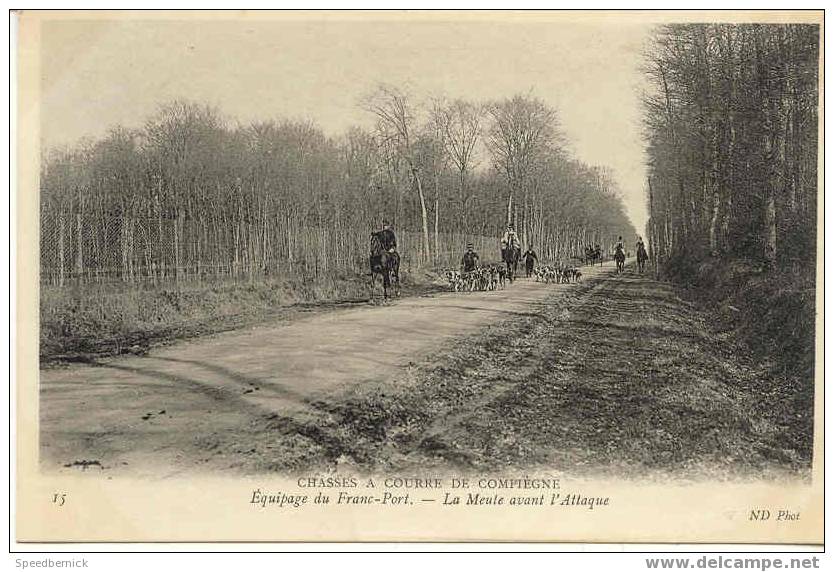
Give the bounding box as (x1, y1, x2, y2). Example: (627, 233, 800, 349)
(40, 268, 445, 364)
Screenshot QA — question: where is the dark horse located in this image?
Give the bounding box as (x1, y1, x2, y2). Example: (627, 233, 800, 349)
(584, 246, 603, 266)
(615, 246, 626, 274)
(637, 243, 648, 273)
(502, 245, 521, 283)
(369, 231, 400, 300)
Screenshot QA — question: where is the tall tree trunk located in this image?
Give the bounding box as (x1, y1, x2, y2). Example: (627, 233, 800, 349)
(75, 211, 83, 284)
(708, 187, 721, 256)
(459, 170, 467, 232)
(413, 170, 431, 263)
(764, 189, 777, 263)
(434, 198, 440, 265)
(57, 212, 65, 287)
(174, 208, 181, 284)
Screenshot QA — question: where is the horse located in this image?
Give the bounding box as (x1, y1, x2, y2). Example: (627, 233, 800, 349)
(583, 247, 593, 266)
(369, 232, 400, 300)
(501, 244, 521, 283)
(615, 247, 626, 274)
(584, 246, 603, 267)
(636, 244, 648, 273)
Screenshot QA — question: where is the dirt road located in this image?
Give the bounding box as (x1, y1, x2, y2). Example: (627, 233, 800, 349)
(40, 260, 811, 478)
(40, 263, 614, 476)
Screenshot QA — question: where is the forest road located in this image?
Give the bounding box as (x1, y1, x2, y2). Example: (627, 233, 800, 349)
(40, 261, 622, 477)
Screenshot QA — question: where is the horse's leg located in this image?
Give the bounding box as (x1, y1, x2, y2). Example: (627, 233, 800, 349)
(391, 257, 401, 297)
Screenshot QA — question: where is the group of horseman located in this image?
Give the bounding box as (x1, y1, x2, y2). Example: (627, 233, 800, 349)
(613, 235, 649, 272)
(462, 222, 526, 271)
(372, 219, 649, 283)
(461, 223, 532, 278)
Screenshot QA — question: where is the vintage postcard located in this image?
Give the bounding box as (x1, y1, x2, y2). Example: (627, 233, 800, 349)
(14, 9, 823, 543)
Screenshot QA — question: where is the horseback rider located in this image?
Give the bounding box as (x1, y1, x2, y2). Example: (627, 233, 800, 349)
(380, 220, 397, 254)
(461, 243, 480, 273)
(636, 236, 646, 256)
(615, 236, 625, 256)
(522, 244, 539, 277)
(501, 223, 521, 252)
(635, 235, 648, 271)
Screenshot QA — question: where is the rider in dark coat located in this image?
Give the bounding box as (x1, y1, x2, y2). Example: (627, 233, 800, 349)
(523, 245, 539, 277)
(380, 220, 397, 253)
(461, 243, 480, 273)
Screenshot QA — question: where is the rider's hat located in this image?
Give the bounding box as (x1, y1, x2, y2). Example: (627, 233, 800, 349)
(466, 243, 474, 249)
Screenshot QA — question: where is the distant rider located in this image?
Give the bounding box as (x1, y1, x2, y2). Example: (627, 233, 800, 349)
(636, 236, 646, 256)
(501, 223, 521, 252)
(522, 245, 539, 277)
(461, 243, 480, 273)
(615, 236, 625, 257)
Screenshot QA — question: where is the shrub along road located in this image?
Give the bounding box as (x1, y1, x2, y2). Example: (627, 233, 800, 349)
(40, 261, 812, 479)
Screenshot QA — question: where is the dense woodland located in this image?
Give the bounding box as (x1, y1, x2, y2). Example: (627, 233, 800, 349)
(643, 24, 819, 269)
(40, 90, 635, 286)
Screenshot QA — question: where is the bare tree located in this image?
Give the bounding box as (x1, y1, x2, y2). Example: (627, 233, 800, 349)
(39, 94, 638, 286)
(362, 84, 432, 262)
(485, 94, 560, 244)
(434, 98, 481, 232)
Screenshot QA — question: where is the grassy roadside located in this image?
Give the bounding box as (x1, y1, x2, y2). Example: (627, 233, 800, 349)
(660, 256, 817, 386)
(40, 268, 447, 366)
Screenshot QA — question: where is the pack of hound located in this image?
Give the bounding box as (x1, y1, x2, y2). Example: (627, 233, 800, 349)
(444, 265, 508, 292)
(532, 264, 582, 284)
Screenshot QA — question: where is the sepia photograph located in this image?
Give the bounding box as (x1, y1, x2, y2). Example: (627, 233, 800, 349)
(13, 9, 823, 544)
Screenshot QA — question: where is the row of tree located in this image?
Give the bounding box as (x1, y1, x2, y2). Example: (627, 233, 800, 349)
(40, 90, 636, 285)
(643, 23, 819, 268)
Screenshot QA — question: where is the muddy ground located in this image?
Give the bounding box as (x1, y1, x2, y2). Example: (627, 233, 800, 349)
(40, 261, 813, 480)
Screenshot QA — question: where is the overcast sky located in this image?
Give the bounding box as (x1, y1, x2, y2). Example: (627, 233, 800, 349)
(40, 15, 653, 231)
